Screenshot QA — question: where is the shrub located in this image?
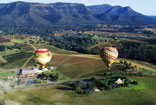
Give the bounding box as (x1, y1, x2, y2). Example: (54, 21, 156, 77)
(131, 81, 138, 85)
(120, 60, 123, 64)
(138, 72, 143, 76)
(86, 82, 96, 89)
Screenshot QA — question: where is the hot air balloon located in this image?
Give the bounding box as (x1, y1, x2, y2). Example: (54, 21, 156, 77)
(34, 48, 52, 71)
(100, 47, 118, 70)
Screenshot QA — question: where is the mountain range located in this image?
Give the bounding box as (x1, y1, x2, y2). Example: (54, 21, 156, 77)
(0, 1, 155, 32)
(88, 4, 155, 25)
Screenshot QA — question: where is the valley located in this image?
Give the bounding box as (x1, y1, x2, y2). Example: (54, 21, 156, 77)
(0, 32, 155, 105)
(0, 1, 155, 105)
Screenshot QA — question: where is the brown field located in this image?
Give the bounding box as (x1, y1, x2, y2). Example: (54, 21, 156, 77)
(63, 56, 93, 65)
(59, 59, 106, 78)
(0, 37, 11, 43)
(0, 35, 32, 43)
(1, 35, 31, 40)
(84, 31, 109, 35)
(54, 33, 62, 37)
(144, 28, 156, 34)
(48, 53, 106, 78)
(83, 31, 143, 37)
(20, 44, 34, 51)
(49, 54, 72, 65)
(1, 35, 14, 39)
(54, 30, 76, 37)
(14, 34, 31, 39)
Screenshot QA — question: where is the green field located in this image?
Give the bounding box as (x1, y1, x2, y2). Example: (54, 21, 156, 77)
(3, 76, 156, 105)
(0, 52, 33, 69)
(0, 71, 16, 79)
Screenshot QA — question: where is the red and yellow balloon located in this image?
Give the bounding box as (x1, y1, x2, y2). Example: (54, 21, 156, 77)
(34, 49, 52, 70)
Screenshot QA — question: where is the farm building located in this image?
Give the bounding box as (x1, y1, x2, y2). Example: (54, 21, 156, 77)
(20, 68, 43, 76)
(49, 66, 54, 69)
(115, 78, 125, 85)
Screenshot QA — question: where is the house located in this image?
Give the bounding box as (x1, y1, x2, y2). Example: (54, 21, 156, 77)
(49, 66, 54, 69)
(94, 88, 100, 92)
(8, 76, 14, 79)
(115, 78, 125, 85)
(20, 68, 43, 76)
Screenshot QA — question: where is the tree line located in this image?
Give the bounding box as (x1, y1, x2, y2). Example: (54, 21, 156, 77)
(119, 41, 156, 64)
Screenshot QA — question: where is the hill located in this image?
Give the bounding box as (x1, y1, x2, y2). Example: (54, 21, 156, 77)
(0, 2, 155, 34)
(0, 1, 98, 32)
(88, 5, 155, 25)
(149, 16, 156, 21)
(88, 4, 112, 14)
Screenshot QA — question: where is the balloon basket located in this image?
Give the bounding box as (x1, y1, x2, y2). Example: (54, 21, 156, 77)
(42, 68, 48, 72)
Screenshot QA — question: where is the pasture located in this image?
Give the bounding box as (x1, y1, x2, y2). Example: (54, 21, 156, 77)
(4, 76, 156, 105)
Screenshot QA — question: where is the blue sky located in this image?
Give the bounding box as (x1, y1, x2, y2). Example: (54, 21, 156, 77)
(0, 0, 155, 15)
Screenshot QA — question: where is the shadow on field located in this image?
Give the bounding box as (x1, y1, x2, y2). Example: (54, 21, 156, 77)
(56, 82, 75, 91)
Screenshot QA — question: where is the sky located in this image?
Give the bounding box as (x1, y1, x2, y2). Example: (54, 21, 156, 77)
(0, 0, 155, 16)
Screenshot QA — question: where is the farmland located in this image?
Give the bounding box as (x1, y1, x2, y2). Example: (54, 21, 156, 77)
(0, 34, 156, 77)
(0, 34, 156, 105)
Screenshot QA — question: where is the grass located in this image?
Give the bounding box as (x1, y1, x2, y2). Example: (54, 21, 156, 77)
(11, 38, 24, 43)
(0, 71, 16, 79)
(50, 69, 71, 82)
(0, 56, 7, 63)
(116, 38, 132, 41)
(0, 42, 14, 46)
(4, 76, 156, 105)
(120, 81, 147, 90)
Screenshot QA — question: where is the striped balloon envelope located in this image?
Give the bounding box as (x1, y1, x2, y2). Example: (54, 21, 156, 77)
(34, 48, 52, 69)
(100, 47, 118, 70)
